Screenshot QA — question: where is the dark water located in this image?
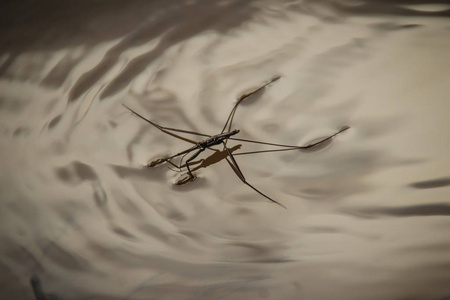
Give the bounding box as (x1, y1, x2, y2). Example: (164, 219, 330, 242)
(1, 1, 450, 299)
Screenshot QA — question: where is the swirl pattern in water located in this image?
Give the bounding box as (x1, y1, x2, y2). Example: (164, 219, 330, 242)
(1, 1, 450, 299)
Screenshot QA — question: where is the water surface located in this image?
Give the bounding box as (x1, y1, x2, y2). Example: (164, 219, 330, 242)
(1, 1, 450, 299)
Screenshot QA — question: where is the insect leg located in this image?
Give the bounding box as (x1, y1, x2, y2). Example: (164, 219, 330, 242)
(148, 145, 197, 167)
(223, 142, 286, 209)
(178, 151, 192, 169)
(123, 104, 211, 144)
(221, 75, 281, 134)
(167, 161, 184, 172)
(176, 147, 205, 185)
(230, 126, 350, 156)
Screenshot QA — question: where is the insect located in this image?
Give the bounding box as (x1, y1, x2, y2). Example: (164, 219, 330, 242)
(123, 76, 349, 208)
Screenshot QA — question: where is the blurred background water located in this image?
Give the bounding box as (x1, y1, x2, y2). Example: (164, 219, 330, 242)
(1, 1, 450, 299)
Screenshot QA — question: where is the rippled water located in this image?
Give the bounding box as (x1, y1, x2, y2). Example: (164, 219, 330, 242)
(1, 1, 450, 299)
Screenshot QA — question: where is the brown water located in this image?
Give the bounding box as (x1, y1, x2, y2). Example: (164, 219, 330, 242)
(1, 1, 450, 299)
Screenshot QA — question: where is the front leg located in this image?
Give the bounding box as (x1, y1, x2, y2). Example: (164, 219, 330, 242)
(176, 147, 205, 185)
(148, 145, 198, 168)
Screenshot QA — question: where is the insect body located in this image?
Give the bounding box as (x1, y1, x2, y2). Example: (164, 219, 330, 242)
(199, 129, 240, 148)
(123, 76, 349, 208)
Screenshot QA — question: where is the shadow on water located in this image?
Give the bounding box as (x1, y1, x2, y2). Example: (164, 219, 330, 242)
(2, 0, 448, 55)
(0, 0, 262, 91)
(288, 0, 450, 20)
(328, 0, 450, 17)
(30, 275, 58, 300)
(3, 0, 448, 98)
(345, 203, 450, 218)
(187, 144, 242, 173)
(409, 177, 450, 189)
(1, 1, 449, 300)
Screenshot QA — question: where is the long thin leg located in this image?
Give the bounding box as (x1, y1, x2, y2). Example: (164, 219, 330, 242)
(178, 151, 192, 169)
(167, 157, 202, 172)
(221, 75, 281, 134)
(229, 126, 350, 151)
(234, 148, 308, 156)
(123, 104, 211, 144)
(148, 128, 233, 169)
(148, 145, 198, 167)
(167, 162, 183, 172)
(185, 148, 204, 178)
(176, 147, 205, 185)
(171, 146, 222, 171)
(223, 142, 286, 209)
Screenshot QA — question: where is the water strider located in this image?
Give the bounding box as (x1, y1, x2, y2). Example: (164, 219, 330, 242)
(123, 76, 349, 208)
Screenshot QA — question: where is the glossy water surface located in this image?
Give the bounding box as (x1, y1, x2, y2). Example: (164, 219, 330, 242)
(1, 1, 450, 299)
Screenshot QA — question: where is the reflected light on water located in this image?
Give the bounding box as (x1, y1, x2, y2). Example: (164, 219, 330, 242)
(1, 1, 450, 299)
